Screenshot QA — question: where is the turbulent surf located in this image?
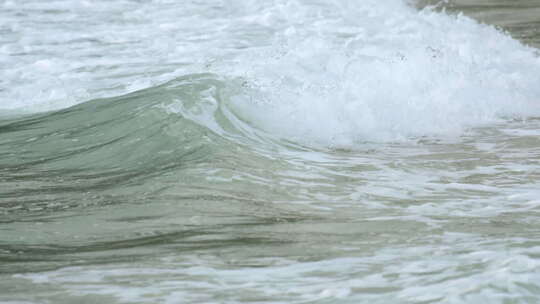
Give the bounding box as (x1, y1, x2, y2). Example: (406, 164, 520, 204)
(1, 0, 540, 303)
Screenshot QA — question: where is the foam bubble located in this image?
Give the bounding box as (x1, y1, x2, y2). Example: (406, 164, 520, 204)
(223, 0, 540, 145)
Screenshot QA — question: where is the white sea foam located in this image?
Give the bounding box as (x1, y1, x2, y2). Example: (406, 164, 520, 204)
(2, 0, 539, 143)
(14, 241, 540, 303)
(224, 0, 540, 144)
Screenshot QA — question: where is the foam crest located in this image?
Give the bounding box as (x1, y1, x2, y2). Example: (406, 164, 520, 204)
(224, 0, 540, 145)
(2, 0, 539, 144)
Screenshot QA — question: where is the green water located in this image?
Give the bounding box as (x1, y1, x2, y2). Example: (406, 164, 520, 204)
(1, 1, 540, 303)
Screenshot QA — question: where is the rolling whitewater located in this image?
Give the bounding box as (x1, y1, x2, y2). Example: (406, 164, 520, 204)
(1, 0, 540, 303)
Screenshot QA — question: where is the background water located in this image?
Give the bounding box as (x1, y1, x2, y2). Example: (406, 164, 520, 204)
(1, 0, 540, 303)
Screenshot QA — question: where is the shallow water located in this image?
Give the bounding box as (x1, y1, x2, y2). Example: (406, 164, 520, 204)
(418, 0, 540, 48)
(1, 0, 540, 303)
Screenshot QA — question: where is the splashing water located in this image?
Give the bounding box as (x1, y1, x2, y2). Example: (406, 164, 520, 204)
(1, 1, 540, 303)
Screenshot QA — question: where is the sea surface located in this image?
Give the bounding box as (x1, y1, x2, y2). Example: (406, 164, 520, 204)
(1, 0, 540, 303)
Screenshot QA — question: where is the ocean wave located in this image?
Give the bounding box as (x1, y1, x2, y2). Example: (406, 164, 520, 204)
(2, 0, 539, 145)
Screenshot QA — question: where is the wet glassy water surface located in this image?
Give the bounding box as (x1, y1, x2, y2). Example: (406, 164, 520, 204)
(1, 0, 540, 303)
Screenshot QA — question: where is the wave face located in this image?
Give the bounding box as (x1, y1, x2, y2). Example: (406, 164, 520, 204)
(2, 1, 540, 303)
(2, 0, 540, 144)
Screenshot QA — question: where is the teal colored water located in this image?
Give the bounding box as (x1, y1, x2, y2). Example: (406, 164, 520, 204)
(1, 1, 540, 303)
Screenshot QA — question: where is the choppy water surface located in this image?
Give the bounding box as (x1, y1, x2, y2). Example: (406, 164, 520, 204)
(1, 0, 540, 303)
